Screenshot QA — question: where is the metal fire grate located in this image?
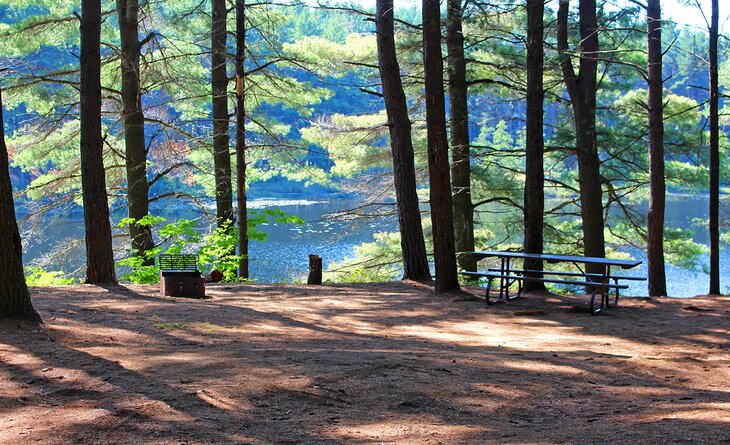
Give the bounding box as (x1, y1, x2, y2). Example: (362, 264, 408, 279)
(158, 254, 199, 272)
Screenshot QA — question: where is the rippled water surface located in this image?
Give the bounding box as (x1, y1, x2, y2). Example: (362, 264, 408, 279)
(19, 195, 728, 298)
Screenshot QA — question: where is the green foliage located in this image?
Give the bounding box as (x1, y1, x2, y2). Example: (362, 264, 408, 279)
(198, 221, 241, 282)
(326, 232, 404, 283)
(284, 33, 377, 78)
(118, 211, 304, 284)
(247, 209, 305, 242)
(24, 267, 78, 286)
(664, 228, 709, 271)
(117, 249, 163, 284)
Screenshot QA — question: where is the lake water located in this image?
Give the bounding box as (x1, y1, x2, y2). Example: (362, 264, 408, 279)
(19, 198, 396, 285)
(18, 195, 728, 298)
(619, 194, 730, 298)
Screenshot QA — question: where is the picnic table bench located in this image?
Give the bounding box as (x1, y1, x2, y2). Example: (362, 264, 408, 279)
(462, 251, 645, 315)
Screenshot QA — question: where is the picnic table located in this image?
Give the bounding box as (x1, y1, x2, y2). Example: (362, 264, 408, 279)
(462, 250, 644, 314)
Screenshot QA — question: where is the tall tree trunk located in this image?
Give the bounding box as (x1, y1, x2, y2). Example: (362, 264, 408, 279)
(646, 0, 667, 297)
(446, 0, 475, 273)
(117, 0, 154, 265)
(375, 0, 431, 281)
(0, 89, 41, 322)
(212, 0, 233, 229)
(523, 0, 546, 291)
(80, 0, 117, 284)
(557, 0, 605, 274)
(236, 0, 249, 279)
(709, 0, 720, 295)
(423, 0, 459, 292)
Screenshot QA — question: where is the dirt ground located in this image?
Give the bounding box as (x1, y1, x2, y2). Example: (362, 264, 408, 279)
(0, 282, 728, 444)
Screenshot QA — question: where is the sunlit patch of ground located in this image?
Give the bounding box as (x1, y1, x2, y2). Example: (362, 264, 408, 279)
(0, 282, 728, 444)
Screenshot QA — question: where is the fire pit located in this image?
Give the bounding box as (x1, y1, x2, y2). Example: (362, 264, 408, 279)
(158, 254, 206, 298)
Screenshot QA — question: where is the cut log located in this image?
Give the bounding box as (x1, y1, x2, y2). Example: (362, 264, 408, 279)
(208, 269, 224, 283)
(308, 254, 322, 285)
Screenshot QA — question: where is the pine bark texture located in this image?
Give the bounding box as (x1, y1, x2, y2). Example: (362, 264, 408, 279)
(0, 89, 41, 322)
(557, 0, 605, 274)
(236, 0, 249, 279)
(709, 0, 720, 295)
(212, 0, 233, 228)
(523, 0, 546, 290)
(646, 0, 667, 297)
(80, 0, 117, 284)
(446, 0, 476, 273)
(423, 0, 459, 292)
(375, 0, 431, 281)
(118, 0, 154, 264)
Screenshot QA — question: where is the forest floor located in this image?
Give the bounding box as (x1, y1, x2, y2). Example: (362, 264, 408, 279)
(0, 282, 729, 444)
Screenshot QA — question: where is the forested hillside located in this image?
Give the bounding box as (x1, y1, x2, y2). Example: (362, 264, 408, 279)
(0, 0, 727, 293)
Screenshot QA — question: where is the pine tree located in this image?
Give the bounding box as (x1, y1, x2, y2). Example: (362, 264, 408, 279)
(375, 0, 431, 281)
(118, 0, 155, 264)
(557, 0, 605, 273)
(523, 0, 546, 290)
(0, 87, 41, 322)
(212, 0, 234, 229)
(447, 0, 475, 273)
(423, 0, 459, 292)
(80, 0, 117, 284)
(646, 0, 667, 296)
(236, 0, 249, 279)
(708, 0, 720, 295)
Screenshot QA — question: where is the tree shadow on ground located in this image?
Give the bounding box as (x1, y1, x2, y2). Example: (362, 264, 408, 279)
(0, 282, 728, 443)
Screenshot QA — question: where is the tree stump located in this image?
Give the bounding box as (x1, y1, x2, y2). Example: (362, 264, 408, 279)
(307, 254, 322, 285)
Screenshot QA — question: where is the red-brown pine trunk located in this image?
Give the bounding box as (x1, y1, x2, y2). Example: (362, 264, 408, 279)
(375, 0, 431, 281)
(212, 0, 233, 229)
(523, 0, 546, 290)
(709, 0, 720, 295)
(557, 0, 605, 275)
(118, 0, 154, 264)
(0, 88, 41, 322)
(236, 0, 249, 279)
(80, 0, 117, 284)
(647, 0, 667, 296)
(446, 0, 475, 273)
(423, 0, 459, 292)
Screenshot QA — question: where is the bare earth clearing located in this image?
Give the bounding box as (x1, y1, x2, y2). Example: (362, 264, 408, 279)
(0, 282, 729, 444)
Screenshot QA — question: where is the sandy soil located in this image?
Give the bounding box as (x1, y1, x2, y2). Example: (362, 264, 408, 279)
(0, 282, 728, 444)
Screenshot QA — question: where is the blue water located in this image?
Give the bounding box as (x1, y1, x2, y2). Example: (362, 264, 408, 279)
(617, 195, 729, 298)
(17, 195, 728, 298)
(19, 198, 396, 284)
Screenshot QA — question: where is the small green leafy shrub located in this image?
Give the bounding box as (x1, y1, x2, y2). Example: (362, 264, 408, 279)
(24, 267, 78, 286)
(119, 210, 304, 284)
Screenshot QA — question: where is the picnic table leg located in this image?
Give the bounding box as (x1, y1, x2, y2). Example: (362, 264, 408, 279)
(505, 257, 511, 301)
(485, 277, 494, 305)
(589, 287, 604, 315)
(499, 258, 506, 302)
(607, 265, 612, 304)
(603, 265, 619, 309)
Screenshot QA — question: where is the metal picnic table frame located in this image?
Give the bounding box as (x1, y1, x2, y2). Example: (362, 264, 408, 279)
(470, 250, 642, 312)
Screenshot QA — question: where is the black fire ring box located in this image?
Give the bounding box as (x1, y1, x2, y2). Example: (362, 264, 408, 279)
(158, 254, 206, 298)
